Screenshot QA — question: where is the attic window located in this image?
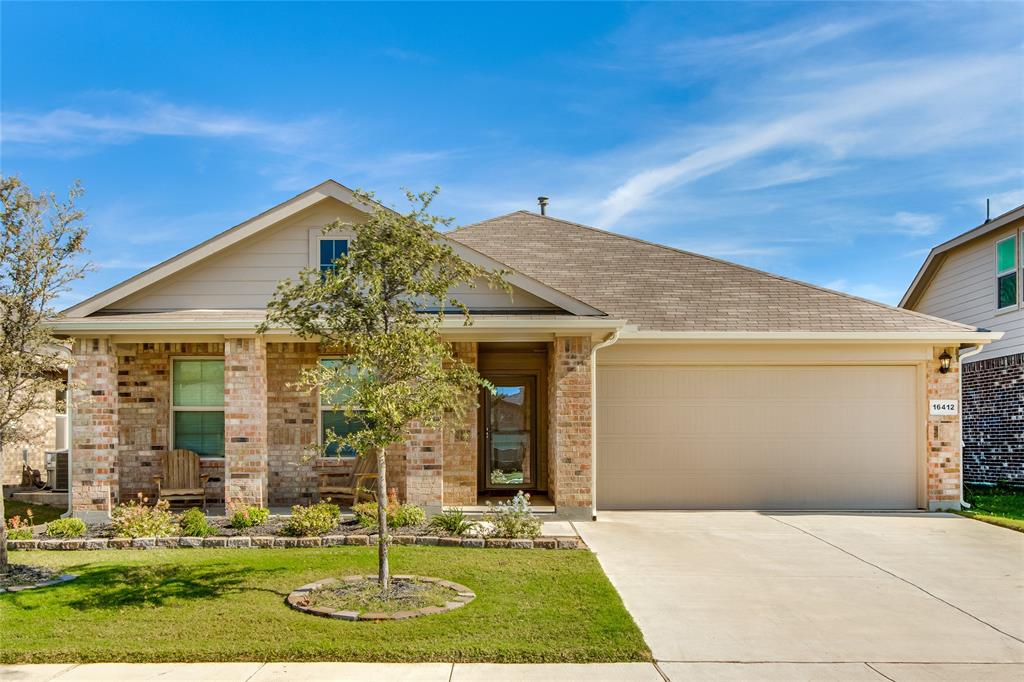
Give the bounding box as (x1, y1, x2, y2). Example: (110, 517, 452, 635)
(319, 239, 349, 273)
(996, 235, 1017, 310)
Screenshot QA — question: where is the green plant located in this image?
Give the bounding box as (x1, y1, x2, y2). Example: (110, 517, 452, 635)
(352, 494, 426, 529)
(484, 491, 542, 539)
(5, 510, 33, 540)
(45, 517, 87, 539)
(229, 504, 269, 530)
(429, 508, 475, 536)
(178, 508, 215, 537)
(282, 501, 341, 536)
(111, 495, 176, 538)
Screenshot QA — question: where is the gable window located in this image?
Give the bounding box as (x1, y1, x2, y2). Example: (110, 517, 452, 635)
(319, 358, 367, 457)
(319, 238, 349, 273)
(171, 359, 225, 458)
(996, 235, 1017, 310)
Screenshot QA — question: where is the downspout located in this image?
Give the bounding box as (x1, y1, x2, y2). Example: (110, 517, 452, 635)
(62, 359, 73, 518)
(957, 344, 983, 509)
(590, 329, 621, 521)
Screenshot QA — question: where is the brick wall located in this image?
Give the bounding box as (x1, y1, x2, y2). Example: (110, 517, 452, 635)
(547, 336, 593, 518)
(963, 352, 1024, 485)
(224, 337, 268, 508)
(443, 342, 478, 506)
(926, 347, 961, 510)
(2, 401, 56, 486)
(70, 338, 118, 516)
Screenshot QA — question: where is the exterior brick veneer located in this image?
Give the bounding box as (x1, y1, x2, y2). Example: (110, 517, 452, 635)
(224, 337, 269, 508)
(267, 342, 322, 506)
(443, 342, 479, 506)
(70, 338, 119, 517)
(963, 353, 1024, 486)
(926, 347, 961, 510)
(1, 400, 56, 485)
(548, 336, 593, 518)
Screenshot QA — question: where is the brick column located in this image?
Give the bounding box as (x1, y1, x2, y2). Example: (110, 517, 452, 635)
(71, 337, 119, 520)
(224, 336, 268, 508)
(402, 422, 444, 512)
(548, 336, 593, 519)
(927, 347, 961, 511)
(443, 342, 478, 506)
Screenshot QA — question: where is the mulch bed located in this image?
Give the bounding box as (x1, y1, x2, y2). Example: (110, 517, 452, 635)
(287, 574, 476, 621)
(0, 564, 76, 592)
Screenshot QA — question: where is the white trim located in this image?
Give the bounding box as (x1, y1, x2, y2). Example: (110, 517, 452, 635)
(615, 329, 1004, 344)
(995, 233, 1019, 312)
(169, 357, 226, 458)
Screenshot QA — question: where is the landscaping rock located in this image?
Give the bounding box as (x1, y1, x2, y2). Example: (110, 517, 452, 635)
(202, 537, 228, 548)
(274, 537, 299, 548)
(321, 535, 346, 546)
(345, 535, 370, 546)
(38, 539, 63, 550)
(295, 537, 321, 548)
(509, 539, 534, 549)
(460, 537, 485, 548)
(83, 539, 109, 550)
(156, 537, 179, 548)
(415, 535, 439, 546)
(557, 538, 580, 549)
(533, 537, 557, 549)
(484, 538, 509, 548)
(8, 540, 38, 551)
(392, 535, 415, 545)
(178, 537, 203, 548)
(227, 536, 252, 548)
(108, 538, 131, 549)
(438, 537, 461, 547)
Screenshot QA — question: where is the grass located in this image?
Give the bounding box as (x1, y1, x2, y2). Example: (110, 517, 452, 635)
(957, 484, 1024, 533)
(0, 546, 650, 663)
(4, 500, 64, 525)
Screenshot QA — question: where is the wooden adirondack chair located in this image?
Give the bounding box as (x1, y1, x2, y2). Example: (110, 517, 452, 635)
(153, 449, 209, 509)
(318, 455, 378, 505)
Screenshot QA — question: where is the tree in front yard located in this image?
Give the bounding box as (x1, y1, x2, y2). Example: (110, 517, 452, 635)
(260, 188, 508, 589)
(0, 176, 90, 572)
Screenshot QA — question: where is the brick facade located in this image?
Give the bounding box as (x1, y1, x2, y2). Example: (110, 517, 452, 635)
(70, 338, 119, 517)
(442, 342, 479, 506)
(963, 353, 1024, 486)
(547, 336, 593, 518)
(223, 337, 269, 508)
(926, 347, 962, 510)
(1, 401, 56, 486)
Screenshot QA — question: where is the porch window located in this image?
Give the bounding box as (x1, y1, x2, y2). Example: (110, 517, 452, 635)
(171, 359, 225, 458)
(319, 238, 349, 273)
(997, 235, 1017, 310)
(319, 358, 367, 458)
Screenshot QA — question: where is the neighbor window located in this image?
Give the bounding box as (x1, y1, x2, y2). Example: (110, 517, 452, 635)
(172, 359, 225, 458)
(996, 235, 1017, 310)
(319, 358, 366, 457)
(319, 238, 349, 273)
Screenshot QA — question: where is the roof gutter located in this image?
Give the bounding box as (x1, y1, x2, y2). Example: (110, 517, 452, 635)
(957, 344, 984, 509)
(616, 329, 1004, 344)
(589, 329, 621, 521)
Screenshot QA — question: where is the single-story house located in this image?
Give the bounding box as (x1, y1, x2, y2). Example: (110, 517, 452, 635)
(52, 180, 1000, 520)
(901, 203, 1024, 486)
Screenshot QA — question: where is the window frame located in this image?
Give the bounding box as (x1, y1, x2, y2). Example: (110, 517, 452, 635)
(317, 357, 364, 459)
(308, 228, 350, 272)
(169, 356, 226, 459)
(995, 234, 1019, 312)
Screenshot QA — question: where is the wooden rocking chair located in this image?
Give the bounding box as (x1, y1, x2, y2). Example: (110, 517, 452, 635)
(153, 449, 209, 509)
(318, 455, 378, 506)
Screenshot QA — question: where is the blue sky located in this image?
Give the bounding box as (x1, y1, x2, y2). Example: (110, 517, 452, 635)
(2, 1, 1022, 308)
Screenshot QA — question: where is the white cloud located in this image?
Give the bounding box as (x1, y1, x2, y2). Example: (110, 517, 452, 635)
(891, 211, 940, 236)
(823, 278, 904, 304)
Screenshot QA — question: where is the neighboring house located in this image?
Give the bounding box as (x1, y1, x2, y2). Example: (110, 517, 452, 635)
(51, 180, 998, 520)
(901, 203, 1024, 486)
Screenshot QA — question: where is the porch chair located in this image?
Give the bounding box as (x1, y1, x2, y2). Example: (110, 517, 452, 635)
(153, 449, 209, 509)
(318, 454, 378, 506)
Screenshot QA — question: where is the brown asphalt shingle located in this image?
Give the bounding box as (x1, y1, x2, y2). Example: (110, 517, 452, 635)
(449, 211, 978, 333)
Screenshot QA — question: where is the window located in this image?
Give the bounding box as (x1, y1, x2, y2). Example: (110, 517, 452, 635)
(171, 359, 224, 457)
(319, 238, 349, 273)
(997, 235, 1017, 310)
(319, 358, 366, 457)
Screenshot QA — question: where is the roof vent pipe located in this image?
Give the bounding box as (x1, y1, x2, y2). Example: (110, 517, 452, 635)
(986, 198, 991, 223)
(538, 196, 549, 216)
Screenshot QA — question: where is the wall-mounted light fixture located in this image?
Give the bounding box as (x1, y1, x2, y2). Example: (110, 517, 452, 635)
(938, 350, 952, 374)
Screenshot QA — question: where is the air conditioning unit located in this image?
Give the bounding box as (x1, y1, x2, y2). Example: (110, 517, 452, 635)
(45, 450, 69, 492)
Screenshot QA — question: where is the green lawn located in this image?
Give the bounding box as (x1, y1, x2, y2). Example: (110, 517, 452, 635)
(4, 500, 64, 525)
(958, 485, 1024, 533)
(0, 546, 650, 664)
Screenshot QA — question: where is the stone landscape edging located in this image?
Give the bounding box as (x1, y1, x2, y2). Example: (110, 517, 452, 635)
(0, 574, 77, 593)
(286, 574, 476, 621)
(6, 535, 583, 552)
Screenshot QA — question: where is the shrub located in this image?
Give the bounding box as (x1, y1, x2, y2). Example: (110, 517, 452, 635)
(6, 510, 34, 540)
(111, 495, 176, 538)
(282, 501, 341, 536)
(352, 500, 426, 529)
(229, 504, 269, 529)
(179, 508, 215, 537)
(429, 508, 475, 536)
(45, 517, 87, 539)
(484, 491, 542, 539)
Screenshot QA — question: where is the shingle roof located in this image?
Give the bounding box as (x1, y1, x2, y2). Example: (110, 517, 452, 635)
(448, 211, 978, 334)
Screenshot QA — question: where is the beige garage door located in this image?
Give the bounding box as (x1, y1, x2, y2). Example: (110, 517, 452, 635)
(597, 365, 919, 510)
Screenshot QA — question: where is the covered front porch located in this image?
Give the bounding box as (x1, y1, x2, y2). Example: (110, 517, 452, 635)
(67, 333, 598, 521)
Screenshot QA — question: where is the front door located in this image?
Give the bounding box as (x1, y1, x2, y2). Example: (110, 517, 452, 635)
(480, 376, 537, 491)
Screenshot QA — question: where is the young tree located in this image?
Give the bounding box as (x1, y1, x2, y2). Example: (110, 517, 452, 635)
(260, 188, 507, 590)
(0, 176, 89, 572)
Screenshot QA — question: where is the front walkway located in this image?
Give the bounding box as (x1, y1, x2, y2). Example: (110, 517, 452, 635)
(575, 511, 1024, 679)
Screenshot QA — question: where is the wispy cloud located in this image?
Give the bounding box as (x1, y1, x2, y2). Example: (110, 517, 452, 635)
(823, 278, 904, 304)
(891, 211, 941, 236)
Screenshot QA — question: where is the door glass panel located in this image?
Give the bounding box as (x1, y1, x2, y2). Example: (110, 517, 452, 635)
(488, 384, 533, 487)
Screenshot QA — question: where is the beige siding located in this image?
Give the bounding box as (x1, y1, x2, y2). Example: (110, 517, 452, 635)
(912, 217, 1024, 363)
(107, 198, 556, 313)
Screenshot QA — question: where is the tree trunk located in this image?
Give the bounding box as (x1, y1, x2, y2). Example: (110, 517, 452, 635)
(375, 446, 389, 591)
(1, 437, 7, 572)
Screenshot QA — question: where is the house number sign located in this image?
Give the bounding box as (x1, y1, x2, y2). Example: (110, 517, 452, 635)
(929, 400, 958, 416)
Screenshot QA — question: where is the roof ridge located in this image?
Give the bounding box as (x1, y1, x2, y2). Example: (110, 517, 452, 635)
(456, 211, 978, 333)
(447, 210, 531, 236)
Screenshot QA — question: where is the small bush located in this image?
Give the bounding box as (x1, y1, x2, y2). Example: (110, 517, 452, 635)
(282, 501, 341, 536)
(5, 510, 34, 540)
(352, 500, 426, 529)
(429, 508, 475, 536)
(179, 508, 215, 537)
(45, 517, 87, 539)
(111, 495, 176, 538)
(229, 504, 269, 529)
(484, 491, 542, 539)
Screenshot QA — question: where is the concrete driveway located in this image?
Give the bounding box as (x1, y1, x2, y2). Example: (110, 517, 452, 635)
(576, 512, 1024, 681)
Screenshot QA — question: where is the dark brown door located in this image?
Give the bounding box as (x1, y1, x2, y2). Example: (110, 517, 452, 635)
(480, 376, 537, 491)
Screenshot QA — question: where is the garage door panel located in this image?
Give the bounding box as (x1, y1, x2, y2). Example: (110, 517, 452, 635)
(597, 365, 918, 510)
